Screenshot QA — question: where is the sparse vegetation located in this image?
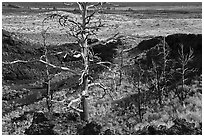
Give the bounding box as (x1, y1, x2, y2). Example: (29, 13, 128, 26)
(2, 2, 202, 135)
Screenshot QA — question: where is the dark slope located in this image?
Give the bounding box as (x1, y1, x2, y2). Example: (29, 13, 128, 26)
(2, 29, 120, 81)
(128, 33, 202, 75)
(2, 29, 120, 111)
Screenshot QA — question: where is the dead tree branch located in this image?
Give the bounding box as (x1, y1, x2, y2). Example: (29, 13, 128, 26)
(3, 60, 34, 64)
(88, 82, 114, 100)
(3, 59, 80, 75)
(67, 97, 83, 112)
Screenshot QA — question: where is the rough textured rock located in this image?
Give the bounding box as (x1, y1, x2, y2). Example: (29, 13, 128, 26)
(24, 112, 56, 135)
(128, 33, 202, 75)
(2, 29, 45, 80)
(135, 118, 202, 135)
(77, 121, 102, 135)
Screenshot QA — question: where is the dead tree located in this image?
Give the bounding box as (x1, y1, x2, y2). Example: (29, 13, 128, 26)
(3, 25, 80, 112)
(158, 37, 171, 105)
(134, 62, 144, 122)
(123, 58, 144, 122)
(3, 2, 120, 121)
(41, 27, 52, 111)
(117, 40, 124, 86)
(176, 44, 195, 102)
(44, 2, 119, 121)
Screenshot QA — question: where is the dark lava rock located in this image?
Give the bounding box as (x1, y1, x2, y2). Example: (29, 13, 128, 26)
(92, 39, 121, 62)
(128, 33, 202, 75)
(167, 118, 197, 135)
(66, 112, 80, 122)
(132, 34, 202, 74)
(104, 129, 114, 135)
(123, 33, 202, 93)
(2, 29, 45, 80)
(77, 121, 102, 135)
(24, 112, 56, 135)
(135, 118, 202, 135)
(11, 114, 27, 123)
(58, 112, 80, 122)
(2, 29, 122, 81)
(147, 125, 157, 135)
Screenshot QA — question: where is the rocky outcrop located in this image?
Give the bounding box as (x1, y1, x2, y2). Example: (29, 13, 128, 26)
(128, 33, 202, 75)
(24, 112, 56, 135)
(77, 121, 102, 135)
(135, 118, 202, 135)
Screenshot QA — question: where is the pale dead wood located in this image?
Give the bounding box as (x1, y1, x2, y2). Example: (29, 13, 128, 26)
(3, 59, 80, 75)
(67, 97, 83, 112)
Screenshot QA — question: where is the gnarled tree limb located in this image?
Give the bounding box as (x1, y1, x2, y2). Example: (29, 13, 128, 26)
(38, 59, 79, 75)
(3, 59, 80, 75)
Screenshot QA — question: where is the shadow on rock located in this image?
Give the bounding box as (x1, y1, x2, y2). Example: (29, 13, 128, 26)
(77, 121, 102, 135)
(24, 111, 57, 135)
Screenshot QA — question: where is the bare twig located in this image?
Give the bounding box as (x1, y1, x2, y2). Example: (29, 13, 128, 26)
(85, 11, 96, 25)
(67, 97, 81, 107)
(38, 59, 80, 75)
(2, 60, 34, 64)
(88, 82, 114, 100)
(88, 82, 107, 89)
(52, 95, 83, 113)
(70, 106, 83, 112)
(96, 61, 112, 65)
(67, 97, 83, 112)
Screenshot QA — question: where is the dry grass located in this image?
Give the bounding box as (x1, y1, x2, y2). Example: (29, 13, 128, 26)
(2, 11, 202, 45)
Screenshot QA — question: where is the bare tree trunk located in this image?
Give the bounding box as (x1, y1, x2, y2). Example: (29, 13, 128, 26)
(80, 68, 89, 121)
(80, 3, 89, 121)
(137, 77, 142, 122)
(181, 63, 185, 102)
(157, 72, 162, 105)
(45, 54, 51, 111)
(155, 67, 162, 105)
(162, 37, 166, 98)
(80, 95, 88, 121)
(119, 44, 124, 85)
(179, 45, 186, 103)
(46, 79, 51, 111)
(42, 30, 52, 112)
(154, 62, 162, 105)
